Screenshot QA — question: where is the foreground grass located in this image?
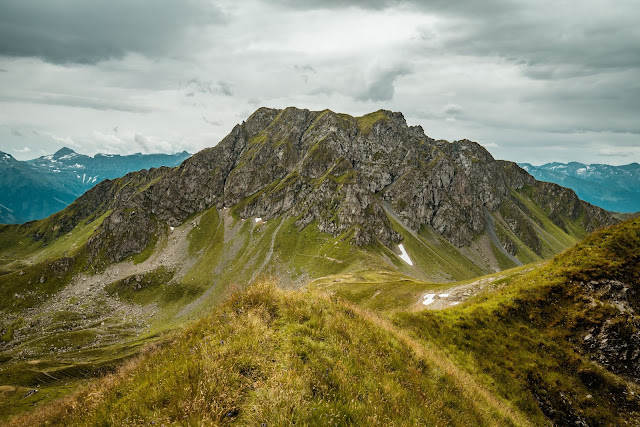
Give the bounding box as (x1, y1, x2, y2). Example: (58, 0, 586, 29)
(9, 283, 525, 426)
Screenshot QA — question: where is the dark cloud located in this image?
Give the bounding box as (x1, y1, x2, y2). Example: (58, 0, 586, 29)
(133, 133, 152, 152)
(202, 116, 222, 127)
(0, 0, 223, 64)
(356, 65, 411, 102)
(273, 0, 516, 16)
(294, 64, 316, 83)
(597, 148, 636, 158)
(217, 81, 233, 96)
(442, 104, 463, 116)
(186, 79, 234, 97)
(276, 0, 640, 78)
(295, 64, 316, 73)
(419, 3, 640, 79)
(1, 93, 151, 113)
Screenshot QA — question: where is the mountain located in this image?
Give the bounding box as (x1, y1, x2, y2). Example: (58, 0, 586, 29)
(0, 151, 79, 224)
(519, 161, 640, 213)
(0, 148, 191, 224)
(28, 108, 613, 274)
(0, 107, 625, 423)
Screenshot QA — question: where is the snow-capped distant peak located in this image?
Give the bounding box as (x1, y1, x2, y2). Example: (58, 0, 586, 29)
(53, 147, 76, 159)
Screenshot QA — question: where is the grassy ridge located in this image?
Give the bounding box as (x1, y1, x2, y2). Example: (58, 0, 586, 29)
(393, 218, 640, 425)
(9, 283, 525, 426)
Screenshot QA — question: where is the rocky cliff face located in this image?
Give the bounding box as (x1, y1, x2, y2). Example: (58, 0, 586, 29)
(59, 107, 616, 264)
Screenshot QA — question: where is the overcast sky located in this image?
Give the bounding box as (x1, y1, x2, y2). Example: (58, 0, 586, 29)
(1, 0, 639, 165)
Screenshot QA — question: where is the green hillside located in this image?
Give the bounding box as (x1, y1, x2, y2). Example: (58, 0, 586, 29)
(7, 218, 640, 426)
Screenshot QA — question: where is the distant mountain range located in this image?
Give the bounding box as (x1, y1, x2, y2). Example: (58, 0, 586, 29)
(0, 148, 191, 223)
(519, 162, 640, 213)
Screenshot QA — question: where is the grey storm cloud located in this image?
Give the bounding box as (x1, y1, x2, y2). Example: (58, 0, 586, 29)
(0, 0, 223, 64)
(186, 79, 234, 97)
(357, 66, 411, 102)
(134, 133, 152, 152)
(1, 93, 152, 113)
(276, 0, 640, 77)
(274, 0, 516, 16)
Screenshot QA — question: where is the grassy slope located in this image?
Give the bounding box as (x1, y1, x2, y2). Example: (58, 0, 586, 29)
(391, 218, 640, 425)
(8, 220, 639, 425)
(309, 270, 447, 312)
(0, 211, 110, 275)
(9, 283, 528, 426)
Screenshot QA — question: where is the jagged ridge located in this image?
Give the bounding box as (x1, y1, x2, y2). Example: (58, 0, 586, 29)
(60, 107, 614, 264)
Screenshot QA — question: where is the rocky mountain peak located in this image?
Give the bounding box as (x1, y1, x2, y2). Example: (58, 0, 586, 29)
(69, 106, 616, 264)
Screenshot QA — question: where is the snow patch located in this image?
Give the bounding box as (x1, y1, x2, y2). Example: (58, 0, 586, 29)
(170, 226, 175, 231)
(422, 294, 436, 306)
(450, 301, 460, 306)
(397, 244, 413, 265)
(255, 217, 262, 223)
(82, 173, 86, 183)
(439, 293, 450, 298)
